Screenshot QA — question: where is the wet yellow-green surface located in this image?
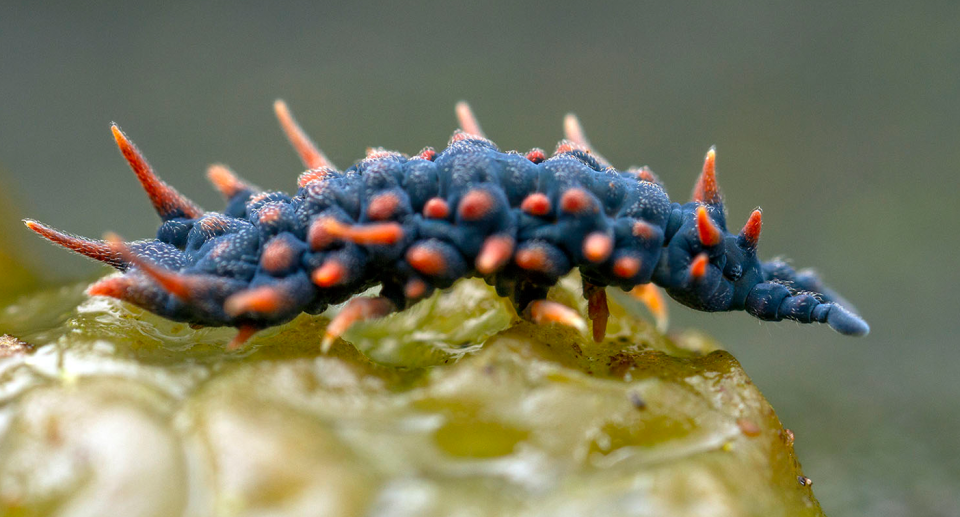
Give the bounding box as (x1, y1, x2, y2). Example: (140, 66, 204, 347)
(0, 276, 822, 517)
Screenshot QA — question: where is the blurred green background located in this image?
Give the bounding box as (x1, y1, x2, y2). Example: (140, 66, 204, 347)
(0, 2, 956, 515)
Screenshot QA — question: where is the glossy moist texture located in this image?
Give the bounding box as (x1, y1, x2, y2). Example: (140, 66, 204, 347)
(0, 277, 825, 517)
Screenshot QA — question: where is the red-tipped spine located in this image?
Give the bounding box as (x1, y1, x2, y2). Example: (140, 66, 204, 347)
(696, 206, 723, 247)
(690, 253, 710, 280)
(738, 209, 763, 251)
(691, 146, 721, 205)
(455, 101, 486, 138)
(562, 113, 611, 167)
(274, 99, 336, 171)
(207, 164, 257, 199)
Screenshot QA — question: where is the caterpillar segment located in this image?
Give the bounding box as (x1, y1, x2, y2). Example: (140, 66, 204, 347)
(24, 101, 869, 351)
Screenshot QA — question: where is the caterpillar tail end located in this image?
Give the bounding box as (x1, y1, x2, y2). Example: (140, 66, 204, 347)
(825, 304, 870, 337)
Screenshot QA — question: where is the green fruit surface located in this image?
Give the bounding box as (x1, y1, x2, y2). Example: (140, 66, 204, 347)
(0, 276, 824, 517)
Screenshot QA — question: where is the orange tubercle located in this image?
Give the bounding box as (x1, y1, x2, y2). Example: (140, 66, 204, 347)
(258, 205, 283, 224)
(633, 166, 659, 184)
(613, 256, 641, 278)
(525, 148, 546, 163)
(632, 220, 657, 240)
(416, 147, 436, 161)
(521, 193, 551, 216)
(367, 192, 401, 221)
(261, 239, 296, 273)
(476, 235, 515, 274)
(224, 286, 284, 317)
(515, 246, 549, 272)
(458, 189, 496, 221)
(423, 197, 450, 219)
(406, 244, 447, 277)
(198, 214, 229, 233)
(298, 168, 335, 188)
(404, 278, 428, 299)
(312, 260, 346, 287)
(309, 218, 403, 248)
(341, 222, 404, 246)
(690, 253, 710, 279)
(560, 188, 594, 214)
(583, 232, 613, 263)
(554, 139, 587, 155)
(308, 217, 336, 250)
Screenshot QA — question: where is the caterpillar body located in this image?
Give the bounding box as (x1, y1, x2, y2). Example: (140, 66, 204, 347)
(24, 101, 869, 350)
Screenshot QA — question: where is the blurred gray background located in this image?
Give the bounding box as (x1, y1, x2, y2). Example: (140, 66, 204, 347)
(1, 2, 957, 515)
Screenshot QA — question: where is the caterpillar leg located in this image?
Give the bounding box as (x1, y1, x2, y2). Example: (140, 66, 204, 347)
(226, 325, 259, 351)
(321, 297, 396, 352)
(582, 281, 609, 343)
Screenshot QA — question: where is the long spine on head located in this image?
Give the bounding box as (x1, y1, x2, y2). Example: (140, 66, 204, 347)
(274, 99, 336, 171)
(23, 219, 124, 268)
(111, 124, 203, 221)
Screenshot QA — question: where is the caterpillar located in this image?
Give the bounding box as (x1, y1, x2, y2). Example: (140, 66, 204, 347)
(23, 100, 869, 350)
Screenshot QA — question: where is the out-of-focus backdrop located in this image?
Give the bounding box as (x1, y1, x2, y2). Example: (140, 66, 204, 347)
(1, 2, 956, 515)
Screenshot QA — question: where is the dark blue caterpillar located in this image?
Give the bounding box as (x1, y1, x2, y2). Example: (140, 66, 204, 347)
(24, 100, 869, 350)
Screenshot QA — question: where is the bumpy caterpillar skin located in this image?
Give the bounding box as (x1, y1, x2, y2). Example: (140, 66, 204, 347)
(24, 101, 869, 349)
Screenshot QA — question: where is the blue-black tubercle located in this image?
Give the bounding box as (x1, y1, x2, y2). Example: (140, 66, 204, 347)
(25, 114, 869, 339)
